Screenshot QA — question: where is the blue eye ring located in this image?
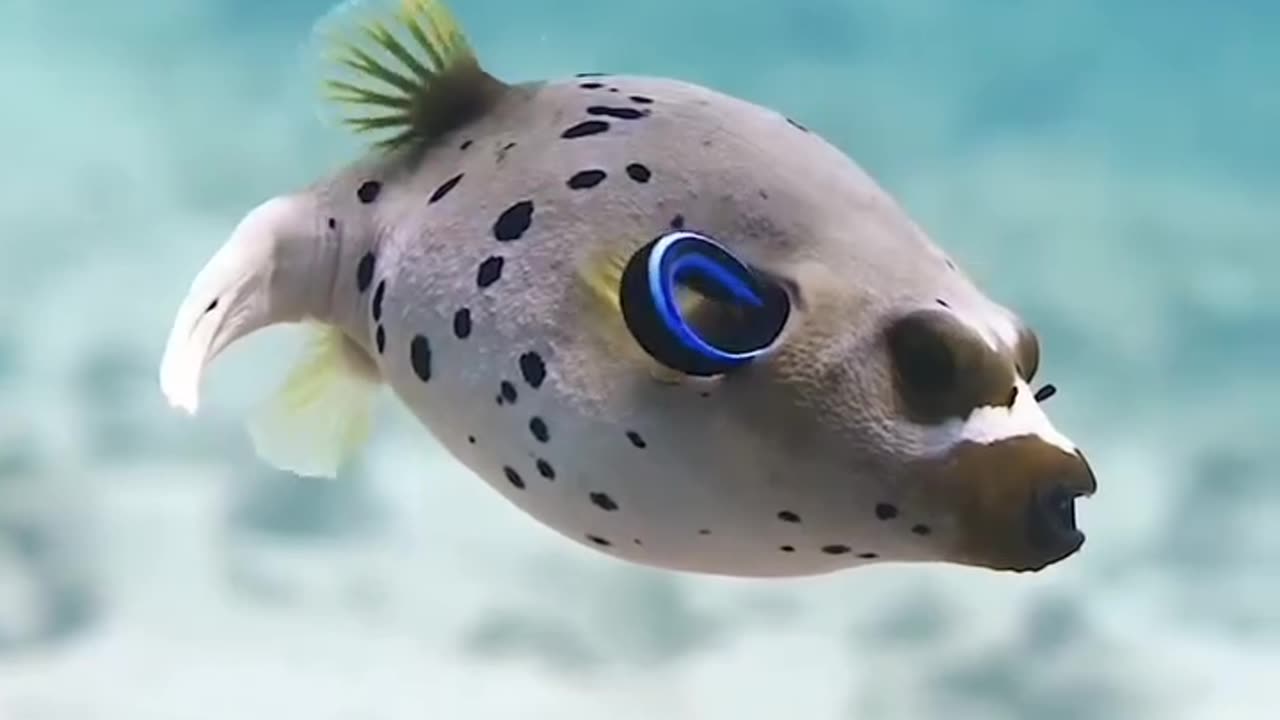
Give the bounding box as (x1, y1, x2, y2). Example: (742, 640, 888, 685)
(619, 231, 791, 376)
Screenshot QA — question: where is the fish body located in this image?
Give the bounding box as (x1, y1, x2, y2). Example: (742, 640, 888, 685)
(159, 0, 1097, 578)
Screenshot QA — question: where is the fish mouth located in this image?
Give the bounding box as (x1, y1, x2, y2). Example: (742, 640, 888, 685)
(1017, 448, 1098, 571)
(910, 438, 1099, 573)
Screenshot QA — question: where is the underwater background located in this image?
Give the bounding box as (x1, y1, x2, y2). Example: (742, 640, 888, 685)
(1, 0, 1277, 717)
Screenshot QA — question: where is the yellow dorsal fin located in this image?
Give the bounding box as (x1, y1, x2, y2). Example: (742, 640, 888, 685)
(313, 0, 507, 152)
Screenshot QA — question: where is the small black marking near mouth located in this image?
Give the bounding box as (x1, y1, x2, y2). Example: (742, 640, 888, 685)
(1003, 385, 1018, 408)
(1035, 384, 1058, 402)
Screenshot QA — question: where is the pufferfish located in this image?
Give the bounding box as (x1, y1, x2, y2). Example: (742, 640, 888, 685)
(158, 0, 1097, 577)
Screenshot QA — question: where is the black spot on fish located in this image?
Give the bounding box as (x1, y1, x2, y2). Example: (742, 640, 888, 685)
(946, 259, 957, 270)
(626, 430, 646, 448)
(590, 492, 618, 511)
(780, 545, 795, 553)
(936, 298, 950, 308)
(497, 141, 517, 162)
(698, 529, 711, 536)
(575, 72, 607, 78)
(371, 280, 386, 321)
(356, 253, 375, 293)
(875, 503, 899, 521)
(493, 200, 534, 242)
(587, 106, 647, 120)
(536, 459, 555, 480)
(453, 308, 472, 339)
(476, 256, 504, 288)
(625, 163, 652, 183)
(629, 95, 654, 105)
(204, 298, 219, 313)
(375, 325, 386, 354)
(911, 524, 932, 536)
(786, 117, 809, 133)
(529, 417, 549, 443)
(500, 381, 517, 404)
(567, 169, 607, 189)
(633, 538, 643, 546)
(468, 435, 476, 444)
(579, 82, 604, 90)
(409, 335, 431, 382)
(587, 534, 612, 547)
(562, 120, 610, 139)
(670, 214, 685, 230)
(519, 352, 546, 388)
(777, 511, 801, 523)
(429, 173, 464, 204)
(858, 552, 879, 559)
(357, 180, 382, 203)
(460, 139, 473, 150)
(504, 466, 525, 490)
(822, 545, 851, 555)
(327, 218, 336, 229)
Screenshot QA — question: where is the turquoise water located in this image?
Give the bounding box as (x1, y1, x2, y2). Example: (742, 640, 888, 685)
(1, 0, 1277, 717)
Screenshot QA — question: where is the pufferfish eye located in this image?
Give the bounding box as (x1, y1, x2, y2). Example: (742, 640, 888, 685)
(619, 231, 791, 376)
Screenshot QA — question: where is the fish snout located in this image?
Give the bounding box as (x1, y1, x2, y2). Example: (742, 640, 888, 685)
(914, 439, 1098, 573)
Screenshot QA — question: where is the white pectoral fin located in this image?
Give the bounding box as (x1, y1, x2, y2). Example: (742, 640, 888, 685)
(246, 324, 383, 479)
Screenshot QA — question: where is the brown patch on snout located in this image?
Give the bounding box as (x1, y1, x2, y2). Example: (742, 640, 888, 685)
(904, 437, 1098, 572)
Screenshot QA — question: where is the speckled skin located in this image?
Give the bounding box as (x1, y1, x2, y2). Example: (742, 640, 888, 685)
(298, 74, 1094, 577)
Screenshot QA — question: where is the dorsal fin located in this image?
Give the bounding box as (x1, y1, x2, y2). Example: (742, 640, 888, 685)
(314, 0, 508, 152)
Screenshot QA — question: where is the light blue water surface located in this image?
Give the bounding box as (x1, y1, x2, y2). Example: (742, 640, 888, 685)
(0, 1, 1276, 718)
